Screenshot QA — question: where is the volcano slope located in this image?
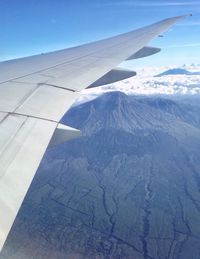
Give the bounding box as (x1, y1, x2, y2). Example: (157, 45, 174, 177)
(2, 92, 200, 259)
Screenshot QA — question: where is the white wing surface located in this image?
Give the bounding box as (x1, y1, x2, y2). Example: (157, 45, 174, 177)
(0, 15, 188, 250)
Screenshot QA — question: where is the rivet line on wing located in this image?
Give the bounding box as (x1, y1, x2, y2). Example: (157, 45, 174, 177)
(38, 83, 77, 92)
(0, 110, 59, 124)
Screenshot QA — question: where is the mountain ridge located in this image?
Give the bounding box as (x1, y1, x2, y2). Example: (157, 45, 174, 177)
(2, 91, 200, 259)
(155, 68, 200, 77)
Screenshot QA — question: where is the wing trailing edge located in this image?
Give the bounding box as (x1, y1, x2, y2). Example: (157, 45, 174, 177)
(0, 113, 57, 251)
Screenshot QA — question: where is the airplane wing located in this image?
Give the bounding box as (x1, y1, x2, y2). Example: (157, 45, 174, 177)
(0, 15, 188, 250)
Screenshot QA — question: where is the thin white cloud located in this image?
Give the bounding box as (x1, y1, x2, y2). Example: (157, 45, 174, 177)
(177, 21, 200, 26)
(50, 18, 56, 24)
(78, 65, 200, 98)
(103, 1, 200, 7)
(165, 43, 200, 48)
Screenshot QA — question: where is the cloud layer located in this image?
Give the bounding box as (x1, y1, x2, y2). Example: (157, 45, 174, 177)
(75, 64, 200, 105)
(103, 1, 200, 7)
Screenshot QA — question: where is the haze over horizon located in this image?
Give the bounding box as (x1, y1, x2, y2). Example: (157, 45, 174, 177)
(1, 0, 200, 68)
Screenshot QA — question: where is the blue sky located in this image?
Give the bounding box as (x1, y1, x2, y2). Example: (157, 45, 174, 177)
(1, 0, 200, 67)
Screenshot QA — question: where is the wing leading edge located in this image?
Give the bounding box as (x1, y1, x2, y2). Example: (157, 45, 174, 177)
(0, 15, 189, 251)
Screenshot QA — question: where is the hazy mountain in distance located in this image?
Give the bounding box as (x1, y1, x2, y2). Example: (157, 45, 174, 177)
(77, 65, 200, 97)
(155, 68, 200, 77)
(2, 92, 200, 259)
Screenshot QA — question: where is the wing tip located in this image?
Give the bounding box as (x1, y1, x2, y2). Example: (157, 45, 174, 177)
(161, 13, 192, 24)
(171, 13, 192, 20)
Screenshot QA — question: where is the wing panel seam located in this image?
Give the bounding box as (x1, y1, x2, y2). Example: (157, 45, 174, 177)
(38, 83, 77, 92)
(0, 111, 59, 124)
(0, 32, 149, 85)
